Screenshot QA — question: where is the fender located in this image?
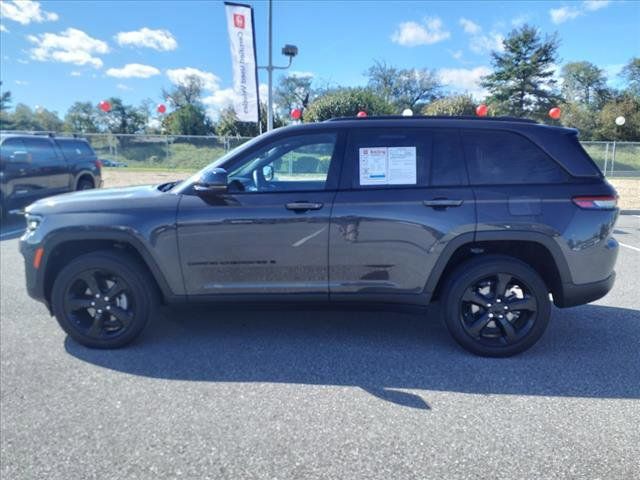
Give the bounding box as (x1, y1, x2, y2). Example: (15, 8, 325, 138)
(38, 227, 182, 304)
(423, 230, 572, 301)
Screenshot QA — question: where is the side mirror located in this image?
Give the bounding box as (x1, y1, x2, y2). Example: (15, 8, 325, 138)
(262, 164, 274, 181)
(11, 151, 30, 163)
(194, 167, 228, 194)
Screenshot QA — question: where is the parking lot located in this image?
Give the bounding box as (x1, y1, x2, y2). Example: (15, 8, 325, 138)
(1, 213, 639, 479)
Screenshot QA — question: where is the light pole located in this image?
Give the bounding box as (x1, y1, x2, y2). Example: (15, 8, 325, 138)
(258, 0, 298, 131)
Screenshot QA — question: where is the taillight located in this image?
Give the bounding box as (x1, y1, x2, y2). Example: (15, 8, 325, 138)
(95, 159, 102, 169)
(572, 195, 617, 210)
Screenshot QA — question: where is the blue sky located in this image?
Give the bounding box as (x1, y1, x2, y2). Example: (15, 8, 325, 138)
(1, 0, 639, 119)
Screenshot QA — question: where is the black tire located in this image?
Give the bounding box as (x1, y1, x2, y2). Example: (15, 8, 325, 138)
(441, 254, 551, 357)
(51, 250, 156, 348)
(77, 177, 94, 191)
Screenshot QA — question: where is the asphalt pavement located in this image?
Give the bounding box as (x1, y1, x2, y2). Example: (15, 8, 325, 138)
(1, 213, 639, 479)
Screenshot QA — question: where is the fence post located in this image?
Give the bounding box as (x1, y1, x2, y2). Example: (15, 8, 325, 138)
(611, 141, 616, 176)
(603, 142, 609, 176)
(165, 135, 170, 164)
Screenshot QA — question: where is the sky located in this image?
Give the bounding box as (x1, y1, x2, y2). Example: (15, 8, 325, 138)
(1, 0, 639, 119)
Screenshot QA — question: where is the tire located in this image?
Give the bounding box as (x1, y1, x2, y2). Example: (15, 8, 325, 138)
(77, 177, 94, 191)
(440, 254, 551, 357)
(51, 250, 156, 348)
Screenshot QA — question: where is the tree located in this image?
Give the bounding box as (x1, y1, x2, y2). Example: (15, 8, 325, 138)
(481, 25, 560, 119)
(422, 94, 477, 116)
(10, 103, 39, 130)
(304, 88, 393, 122)
(0, 81, 11, 112)
(594, 93, 640, 141)
(366, 60, 441, 110)
(64, 102, 99, 133)
(561, 61, 609, 107)
(0, 81, 13, 129)
(216, 102, 283, 137)
(162, 75, 204, 108)
(620, 57, 640, 97)
(96, 97, 146, 134)
(164, 104, 213, 135)
(33, 107, 63, 132)
(274, 74, 314, 120)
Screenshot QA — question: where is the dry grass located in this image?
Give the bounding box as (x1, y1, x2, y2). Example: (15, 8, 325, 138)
(102, 170, 640, 211)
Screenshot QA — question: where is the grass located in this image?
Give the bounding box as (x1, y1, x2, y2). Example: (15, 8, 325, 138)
(583, 143, 640, 173)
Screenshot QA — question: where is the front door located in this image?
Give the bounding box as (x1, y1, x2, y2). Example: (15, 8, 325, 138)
(177, 131, 343, 298)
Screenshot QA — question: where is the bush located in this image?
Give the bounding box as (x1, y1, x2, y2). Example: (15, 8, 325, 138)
(304, 88, 394, 122)
(422, 94, 477, 116)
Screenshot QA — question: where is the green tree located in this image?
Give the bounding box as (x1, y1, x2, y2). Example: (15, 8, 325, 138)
(34, 107, 63, 132)
(304, 88, 393, 122)
(274, 74, 314, 120)
(216, 102, 283, 137)
(422, 94, 477, 116)
(481, 25, 560, 119)
(162, 75, 204, 108)
(96, 97, 146, 134)
(10, 103, 39, 130)
(594, 93, 640, 141)
(620, 57, 640, 97)
(64, 101, 99, 133)
(164, 104, 212, 135)
(561, 61, 609, 107)
(0, 81, 14, 129)
(366, 60, 441, 110)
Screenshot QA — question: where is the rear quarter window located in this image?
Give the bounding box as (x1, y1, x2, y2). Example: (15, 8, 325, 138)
(57, 140, 95, 159)
(463, 130, 568, 184)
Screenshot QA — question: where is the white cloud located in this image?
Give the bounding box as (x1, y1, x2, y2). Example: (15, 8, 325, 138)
(166, 67, 220, 91)
(200, 83, 270, 120)
(14, 79, 28, 85)
(0, 0, 58, 25)
(70, 70, 82, 77)
(438, 66, 491, 98)
(459, 18, 481, 35)
(391, 17, 450, 46)
(115, 27, 177, 51)
(469, 32, 504, 54)
(511, 14, 530, 26)
(550, 6, 582, 24)
(116, 83, 132, 91)
(450, 49, 463, 60)
(0, 24, 9, 33)
(583, 0, 610, 11)
(27, 28, 109, 68)
(288, 71, 314, 78)
(106, 63, 160, 78)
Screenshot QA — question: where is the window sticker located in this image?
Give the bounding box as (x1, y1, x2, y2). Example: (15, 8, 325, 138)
(358, 146, 417, 186)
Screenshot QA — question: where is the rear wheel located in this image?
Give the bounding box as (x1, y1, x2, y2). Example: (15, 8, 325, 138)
(77, 177, 94, 190)
(51, 251, 155, 348)
(441, 255, 551, 357)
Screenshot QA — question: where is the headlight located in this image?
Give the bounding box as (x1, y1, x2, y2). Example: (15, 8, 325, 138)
(26, 214, 42, 232)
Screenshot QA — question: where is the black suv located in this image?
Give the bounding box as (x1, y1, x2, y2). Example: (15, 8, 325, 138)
(0, 133, 102, 218)
(19, 117, 619, 356)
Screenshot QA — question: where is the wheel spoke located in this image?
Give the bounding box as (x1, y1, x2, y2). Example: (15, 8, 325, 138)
(496, 316, 517, 342)
(507, 296, 536, 312)
(494, 273, 512, 298)
(68, 298, 93, 311)
(104, 280, 125, 299)
(109, 306, 132, 328)
(87, 311, 105, 337)
(78, 271, 101, 296)
(462, 290, 489, 308)
(467, 313, 491, 336)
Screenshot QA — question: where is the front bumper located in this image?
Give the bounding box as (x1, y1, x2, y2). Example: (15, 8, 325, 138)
(19, 238, 48, 308)
(557, 272, 616, 308)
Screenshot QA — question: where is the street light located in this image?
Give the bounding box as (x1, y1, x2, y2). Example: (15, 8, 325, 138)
(258, 0, 298, 132)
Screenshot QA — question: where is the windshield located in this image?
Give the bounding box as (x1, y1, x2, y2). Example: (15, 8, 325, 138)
(171, 135, 264, 193)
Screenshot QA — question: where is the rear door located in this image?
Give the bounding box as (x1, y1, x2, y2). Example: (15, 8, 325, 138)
(23, 137, 69, 195)
(329, 127, 476, 304)
(0, 137, 36, 206)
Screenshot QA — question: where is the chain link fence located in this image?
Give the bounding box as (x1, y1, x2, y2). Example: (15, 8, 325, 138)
(581, 141, 640, 177)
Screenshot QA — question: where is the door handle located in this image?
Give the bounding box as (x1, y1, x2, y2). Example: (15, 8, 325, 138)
(285, 202, 324, 212)
(423, 199, 464, 208)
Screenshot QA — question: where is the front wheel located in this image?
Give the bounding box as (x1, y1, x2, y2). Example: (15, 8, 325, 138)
(51, 251, 156, 348)
(441, 255, 551, 357)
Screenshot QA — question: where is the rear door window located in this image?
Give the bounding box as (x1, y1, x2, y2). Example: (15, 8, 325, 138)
(462, 130, 568, 184)
(430, 130, 467, 186)
(57, 140, 94, 159)
(23, 138, 62, 164)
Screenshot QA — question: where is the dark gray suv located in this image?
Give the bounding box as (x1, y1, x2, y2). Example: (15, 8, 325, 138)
(19, 116, 619, 356)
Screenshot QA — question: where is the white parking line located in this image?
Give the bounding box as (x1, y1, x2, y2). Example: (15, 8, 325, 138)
(0, 229, 24, 239)
(620, 242, 640, 252)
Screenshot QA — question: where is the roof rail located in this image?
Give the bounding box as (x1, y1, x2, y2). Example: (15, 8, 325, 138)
(325, 115, 538, 124)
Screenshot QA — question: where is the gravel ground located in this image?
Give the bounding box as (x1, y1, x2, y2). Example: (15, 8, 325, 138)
(1, 208, 639, 479)
(101, 169, 640, 210)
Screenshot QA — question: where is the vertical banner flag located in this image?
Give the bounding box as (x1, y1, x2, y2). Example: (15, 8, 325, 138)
(224, 2, 260, 123)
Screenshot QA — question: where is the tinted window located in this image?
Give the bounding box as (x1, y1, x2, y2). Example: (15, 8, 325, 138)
(350, 128, 430, 188)
(57, 140, 95, 159)
(227, 133, 337, 192)
(23, 138, 61, 164)
(463, 130, 567, 184)
(431, 130, 467, 186)
(0, 138, 27, 161)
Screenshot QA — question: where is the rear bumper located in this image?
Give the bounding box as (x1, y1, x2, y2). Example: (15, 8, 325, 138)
(557, 272, 616, 308)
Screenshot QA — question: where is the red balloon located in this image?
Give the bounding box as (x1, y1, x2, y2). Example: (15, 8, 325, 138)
(290, 108, 301, 120)
(549, 107, 561, 120)
(476, 104, 488, 117)
(356, 110, 367, 118)
(157, 104, 167, 114)
(99, 100, 111, 113)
